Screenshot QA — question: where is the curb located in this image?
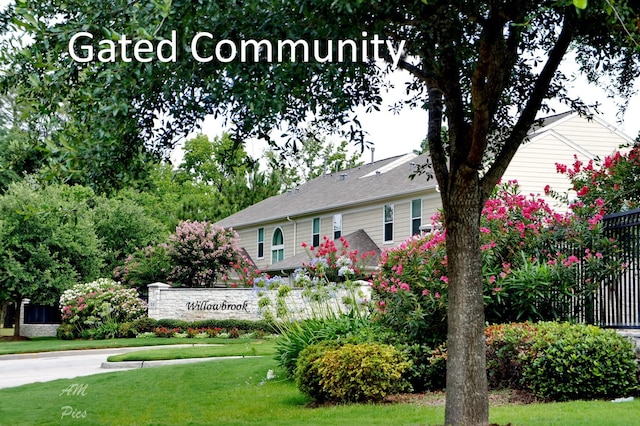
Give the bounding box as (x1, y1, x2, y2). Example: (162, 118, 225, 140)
(100, 355, 263, 369)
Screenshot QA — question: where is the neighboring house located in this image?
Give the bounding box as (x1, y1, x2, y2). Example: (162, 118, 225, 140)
(216, 152, 441, 273)
(217, 111, 633, 274)
(501, 111, 634, 208)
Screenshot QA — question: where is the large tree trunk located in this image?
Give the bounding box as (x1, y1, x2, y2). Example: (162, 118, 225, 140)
(12, 299, 21, 337)
(444, 174, 488, 426)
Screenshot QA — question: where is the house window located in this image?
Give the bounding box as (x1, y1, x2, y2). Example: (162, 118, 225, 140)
(333, 214, 342, 239)
(312, 218, 321, 247)
(257, 228, 264, 259)
(271, 227, 284, 264)
(384, 204, 394, 243)
(411, 199, 422, 236)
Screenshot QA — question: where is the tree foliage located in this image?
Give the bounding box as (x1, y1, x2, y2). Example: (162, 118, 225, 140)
(266, 132, 364, 189)
(0, 181, 102, 335)
(178, 133, 282, 212)
(3, 0, 640, 423)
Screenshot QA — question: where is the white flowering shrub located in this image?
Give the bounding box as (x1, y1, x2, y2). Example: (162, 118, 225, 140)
(59, 278, 147, 339)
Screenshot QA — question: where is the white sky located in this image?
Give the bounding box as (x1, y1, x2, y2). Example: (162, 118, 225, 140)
(180, 64, 640, 166)
(1, 0, 637, 164)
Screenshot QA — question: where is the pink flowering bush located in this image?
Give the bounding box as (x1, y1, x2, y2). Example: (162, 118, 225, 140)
(167, 220, 243, 287)
(59, 278, 147, 339)
(114, 221, 251, 289)
(371, 181, 624, 345)
(553, 145, 640, 214)
(297, 235, 376, 283)
(370, 230, 449, 345)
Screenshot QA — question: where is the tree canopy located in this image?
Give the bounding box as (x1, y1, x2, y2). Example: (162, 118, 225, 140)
(2, 1, 640, 424)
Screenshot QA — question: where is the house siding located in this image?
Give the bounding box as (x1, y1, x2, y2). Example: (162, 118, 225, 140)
(501, 113, 630, 210)
(234, 189, 442, 271)
(219, 112, 631, 274)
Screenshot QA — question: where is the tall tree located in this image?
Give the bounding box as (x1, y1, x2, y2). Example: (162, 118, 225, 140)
(177, 132, 282, 216)
(266, 132, 364, 189)
(0, 182, 102, 337)
(2, 1, 640, 423)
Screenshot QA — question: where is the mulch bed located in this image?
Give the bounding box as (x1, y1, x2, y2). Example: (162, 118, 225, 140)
(384, 389, 540, 406)
(306, 389, 540, 408)
(0, 336, 30, 341)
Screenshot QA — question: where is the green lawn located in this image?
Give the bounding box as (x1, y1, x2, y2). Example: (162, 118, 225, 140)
(1, 338, 638, 425)
(106, 340, 276, 361)
(1, 353, 639, 425)
(0, 337, 260, 355)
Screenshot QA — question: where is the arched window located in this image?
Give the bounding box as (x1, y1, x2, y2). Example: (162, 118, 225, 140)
(271, 228, 285, 264)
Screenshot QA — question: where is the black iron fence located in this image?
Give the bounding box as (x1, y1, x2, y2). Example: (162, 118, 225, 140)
(538, 208, 640, 329)
(595, 208, 640, 328)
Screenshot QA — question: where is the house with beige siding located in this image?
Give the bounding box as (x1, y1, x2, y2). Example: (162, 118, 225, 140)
(216, 111, 632, 273)
(216, 152, 441, 272)
(501, 111, 633, 208)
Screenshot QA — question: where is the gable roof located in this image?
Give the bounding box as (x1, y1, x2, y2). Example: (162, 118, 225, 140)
(216, 152, 437, 229)
(529, 110, 633, 144)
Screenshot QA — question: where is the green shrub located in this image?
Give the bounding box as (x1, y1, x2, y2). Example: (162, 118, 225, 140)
(275, 316, 376, 377)
(399, 343, 447, 392)
(295, 341, 342, 402)
(114, 243, 172, 291)
(56, 324, 76, 340)
(486, 322, 639, 401)
(523, 322, 639, 401)
(485, 322, 537, 390)
(117, 322, 136, 338)
(130, 317, 158, 333)
(275, 319, 325, 376)
(155, 319, 191, 329)
(315, 343, 411, 403)
(89, 321, 120, 339)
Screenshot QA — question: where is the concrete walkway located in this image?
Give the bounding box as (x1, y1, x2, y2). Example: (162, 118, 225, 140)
(0, 345, 242, 390)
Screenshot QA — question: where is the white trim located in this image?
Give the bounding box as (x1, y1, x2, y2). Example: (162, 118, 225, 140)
(271, 227, 285, 264)
(383, 204, 394, 244)
(410, 198, 423, 236)
(361, 153, 418, 178)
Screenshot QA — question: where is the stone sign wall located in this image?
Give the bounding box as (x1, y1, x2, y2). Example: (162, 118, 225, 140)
(147, 282, 372, 322)
(147, 283, 260, 321)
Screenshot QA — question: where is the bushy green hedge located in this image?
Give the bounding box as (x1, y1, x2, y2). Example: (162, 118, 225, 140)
(148, 318, 277, 334)
(486, 322, 639, 401)
(313, 343, 411, 403)
(275, 316, 377, 377)
(398, 343, 447, 392)
(295, 341, 342, 403)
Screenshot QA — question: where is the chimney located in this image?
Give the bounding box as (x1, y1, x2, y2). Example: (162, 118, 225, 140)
(370, 147, 375, 164)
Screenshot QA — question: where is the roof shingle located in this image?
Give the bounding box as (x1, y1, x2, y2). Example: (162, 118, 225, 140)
(216, 152, 436, 228)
